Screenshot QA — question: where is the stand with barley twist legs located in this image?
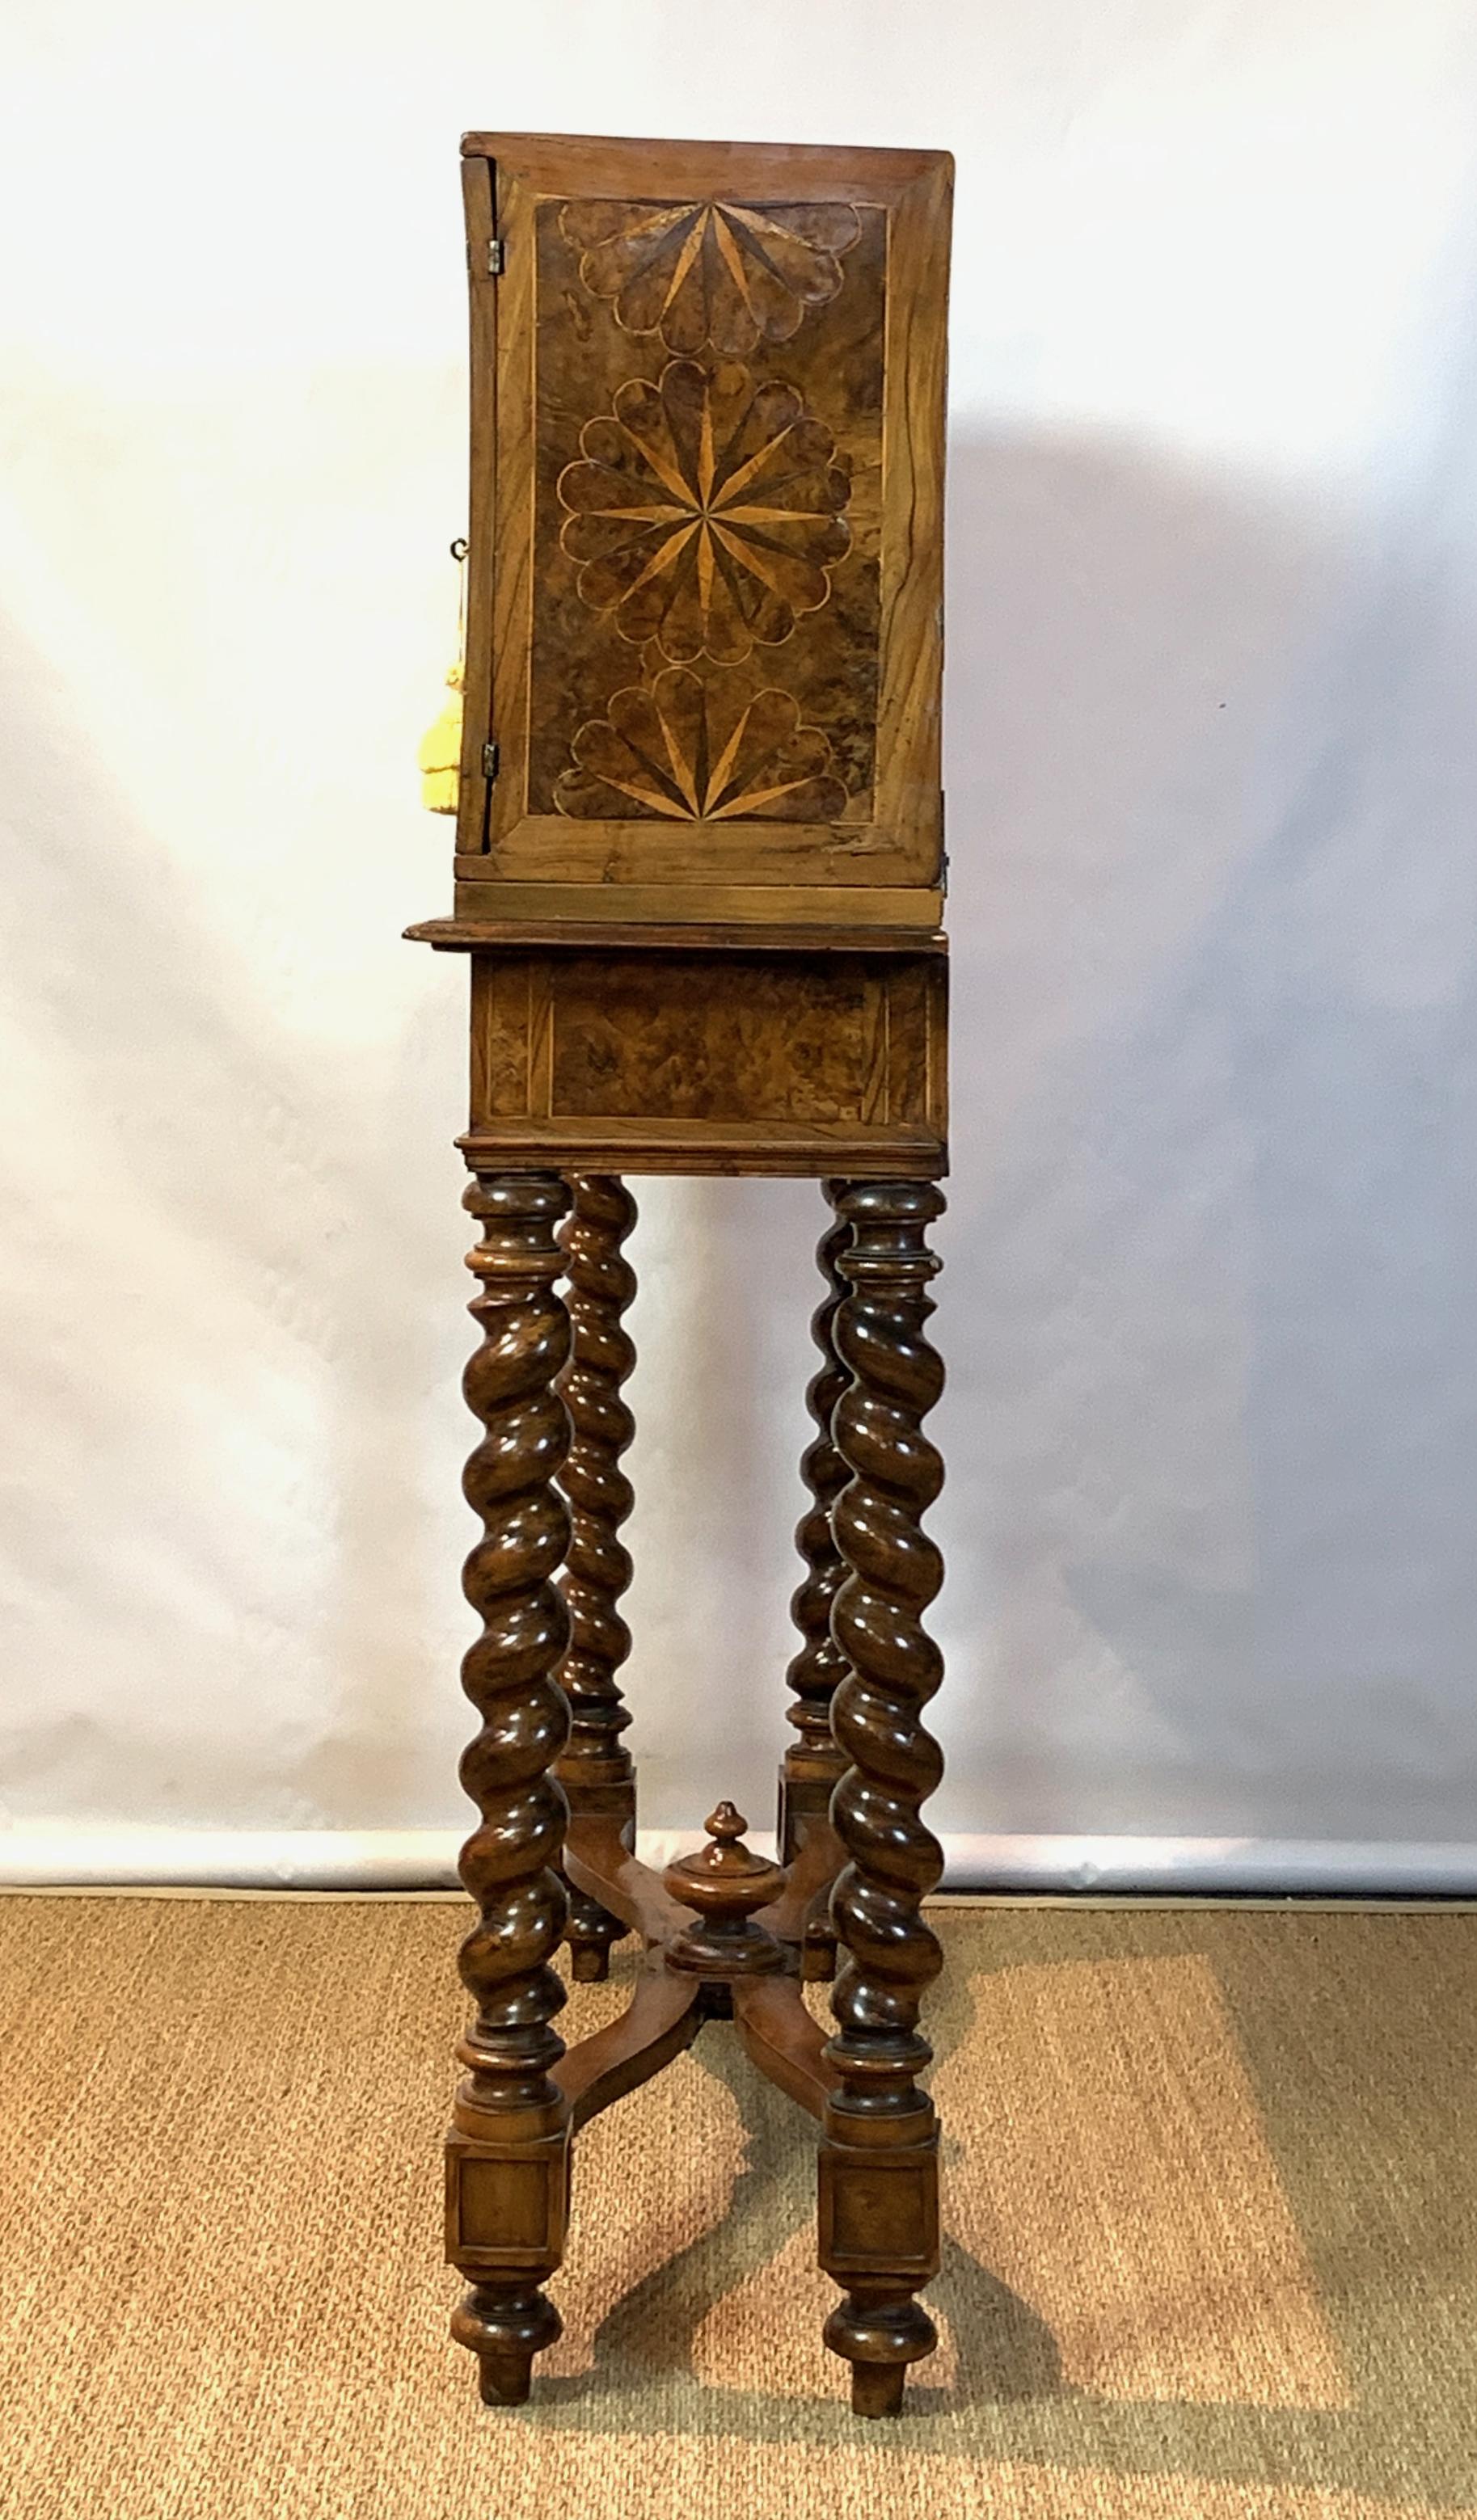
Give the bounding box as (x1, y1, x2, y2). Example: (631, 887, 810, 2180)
(420, 114, 955, 2429)
(443, 1164, 947, 2416)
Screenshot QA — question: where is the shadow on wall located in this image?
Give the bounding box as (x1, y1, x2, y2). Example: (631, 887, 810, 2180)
(936, 422, 1477, 1841)
(5, 414, 1477, 1848)
(0, 592, 465, 1828)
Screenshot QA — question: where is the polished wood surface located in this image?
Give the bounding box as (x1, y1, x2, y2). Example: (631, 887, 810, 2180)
(457, 150, 498, 860)
(445, 1172, 575, 2408)
(555, 1176, 639, 1982)
(552, 1949, 702, 2130)
(731, 1971, 836, 2121)
(460, 1116, 945, 1181)
(663, 1803, 788, 1978)
(820, 1180, 947, 2416)
(435, 1171, 948, 2417)
(418, 128, 953, 2424)
(407, 913, 946, 954)
(445, 879, 944, 931)
(453, 133, 950, 929)
(464, 946, 947, 1179)
(777, 1186, 850, 1976)
(563, 1809, 690, 1944)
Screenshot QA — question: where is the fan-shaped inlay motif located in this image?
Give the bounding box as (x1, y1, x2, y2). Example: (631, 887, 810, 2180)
(554, 667, 848, 823)
(559, 199, 862, 355)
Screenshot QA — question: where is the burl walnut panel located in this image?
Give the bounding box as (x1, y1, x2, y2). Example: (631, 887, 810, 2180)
(466, 949, 947, 1176)
(455, 134, 952, 927)
(533, 204, 883, 818)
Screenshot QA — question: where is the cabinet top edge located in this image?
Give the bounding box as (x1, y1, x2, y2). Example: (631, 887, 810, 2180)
(460, 131, 954, 185)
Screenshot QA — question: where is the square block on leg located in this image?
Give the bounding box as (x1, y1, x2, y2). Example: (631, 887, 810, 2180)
(817, 2132, 940, 2285)
(445, 2124, 571, 2277)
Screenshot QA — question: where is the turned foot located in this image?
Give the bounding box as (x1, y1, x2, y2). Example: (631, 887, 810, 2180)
(454, 2282, 563, 2407)
(825, 2291, 938, 2415)
(479, 2358, 532, 2408)
(852, 2362, 905, 2418)
(564, 1883, 624, 1982)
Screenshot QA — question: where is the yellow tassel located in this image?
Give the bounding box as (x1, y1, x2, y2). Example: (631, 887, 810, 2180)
(418, 659, 464, 815)
(419, 539, 467, 815)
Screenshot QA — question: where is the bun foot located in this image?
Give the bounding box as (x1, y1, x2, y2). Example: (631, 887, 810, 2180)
(565, 1884, 623, 1982)
(825, 2291, 937, 2417)
(453, 2278, 563, 2410)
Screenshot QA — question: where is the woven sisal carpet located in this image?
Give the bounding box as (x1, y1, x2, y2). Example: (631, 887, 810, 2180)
(2, 1896, 1473, 2518)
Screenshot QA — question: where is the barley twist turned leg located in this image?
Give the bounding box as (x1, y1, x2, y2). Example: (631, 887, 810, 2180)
(778, 1182, 851, 1978)
(555, 1174, 639, 1981)
(819, 1178, 946, 2417)
(445, 1170, 574, 2409)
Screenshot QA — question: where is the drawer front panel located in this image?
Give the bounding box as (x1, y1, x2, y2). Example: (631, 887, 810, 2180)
(467, 950, 946, 1177)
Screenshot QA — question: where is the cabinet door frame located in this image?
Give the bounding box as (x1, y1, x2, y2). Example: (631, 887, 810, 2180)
(454, 133, 951, 931)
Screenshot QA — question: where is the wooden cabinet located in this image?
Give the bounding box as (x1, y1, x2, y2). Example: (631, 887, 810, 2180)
(408, 131, 954, 2418)
(450, 133, 950, 931)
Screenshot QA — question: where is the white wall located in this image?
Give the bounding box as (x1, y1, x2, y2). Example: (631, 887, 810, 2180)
(4, 0, 1477, 1888)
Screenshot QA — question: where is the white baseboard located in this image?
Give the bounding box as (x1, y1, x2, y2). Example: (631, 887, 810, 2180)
(2, 1823, 1475, 1895)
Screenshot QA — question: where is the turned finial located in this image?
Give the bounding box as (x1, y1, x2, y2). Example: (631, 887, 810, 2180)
(663, 1805, 787, 1977)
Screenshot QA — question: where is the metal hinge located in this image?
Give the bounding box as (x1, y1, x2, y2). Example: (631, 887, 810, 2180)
(487, 238, 505, 276)
(482, 740, 500, 782)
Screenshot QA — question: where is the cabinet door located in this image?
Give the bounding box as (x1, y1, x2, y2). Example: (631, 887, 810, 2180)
(455, 133, 951, 932)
